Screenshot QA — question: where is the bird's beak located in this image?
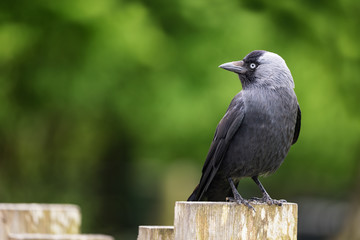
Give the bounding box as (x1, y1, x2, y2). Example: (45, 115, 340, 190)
(219, 60, 246, 74)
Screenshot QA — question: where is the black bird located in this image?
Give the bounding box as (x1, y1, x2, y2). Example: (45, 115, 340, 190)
(188, 50, 301, 209)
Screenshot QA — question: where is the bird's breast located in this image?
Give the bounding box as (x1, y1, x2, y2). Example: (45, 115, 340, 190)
(224, 89, 298, 177)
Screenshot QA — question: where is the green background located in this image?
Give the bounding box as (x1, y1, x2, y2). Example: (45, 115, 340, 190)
(0, 0, 359, 239)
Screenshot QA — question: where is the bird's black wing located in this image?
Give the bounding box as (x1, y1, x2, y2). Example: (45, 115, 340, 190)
(292, 104, 301, 144)
(194, 93, 245, 200)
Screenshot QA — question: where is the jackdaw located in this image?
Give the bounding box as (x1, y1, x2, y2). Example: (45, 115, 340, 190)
(188, 50, 301, 209)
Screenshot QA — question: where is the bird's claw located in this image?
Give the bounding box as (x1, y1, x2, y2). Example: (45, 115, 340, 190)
(226, 197, 255, 211)
(248, 197, 262, 202)
(249, 196, 287, 206)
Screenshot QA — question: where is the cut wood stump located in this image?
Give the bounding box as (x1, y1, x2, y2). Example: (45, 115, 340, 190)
(0, 204, 81, 239)
(137, 226, 174, 240)
(174, 201, 298, 240)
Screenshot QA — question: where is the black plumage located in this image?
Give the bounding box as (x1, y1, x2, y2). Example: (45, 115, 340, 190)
(188, 50, 301, 208)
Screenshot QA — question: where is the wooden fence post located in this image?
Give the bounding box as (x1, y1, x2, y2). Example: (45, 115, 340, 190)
(7, 233, 114, 240)
(0, 204, 81, 239)
(0, 204, 114, 240)
(174, 201, 298, 240)
(137, 226, 174, 240)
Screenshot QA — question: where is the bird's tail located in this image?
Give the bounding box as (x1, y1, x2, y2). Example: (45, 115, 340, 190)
(187, 184, 200, 201)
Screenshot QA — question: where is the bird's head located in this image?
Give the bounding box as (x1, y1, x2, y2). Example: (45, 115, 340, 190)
(219, 50, 294, 90)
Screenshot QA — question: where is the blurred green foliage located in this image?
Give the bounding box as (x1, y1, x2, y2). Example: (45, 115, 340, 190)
(0, 0, 359, 238)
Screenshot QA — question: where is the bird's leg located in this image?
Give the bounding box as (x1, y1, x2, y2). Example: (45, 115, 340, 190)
(250, 176, 286, 206)
(226, 177, 255, 211)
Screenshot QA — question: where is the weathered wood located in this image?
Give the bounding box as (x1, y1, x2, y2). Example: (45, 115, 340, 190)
(0, 204, 81, 239)
(137, 226, 174, 240)
(174, 201, 298, 240)
(7, 233, 114, 240)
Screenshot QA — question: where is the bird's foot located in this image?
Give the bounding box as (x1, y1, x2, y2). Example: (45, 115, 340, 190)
(226, 196, 255, 211)
(227, 177, 255, 211)
(249, 196, 287, 206)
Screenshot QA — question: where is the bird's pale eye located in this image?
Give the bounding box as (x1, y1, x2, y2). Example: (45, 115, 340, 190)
(250, 63, 257, 69)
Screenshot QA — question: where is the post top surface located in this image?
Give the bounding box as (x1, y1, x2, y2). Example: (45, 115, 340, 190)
(0, 203, 80, 211)
(139, 226, 174, 230)
(176, 201, 297, 206)
(8, 233, 113, 240)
